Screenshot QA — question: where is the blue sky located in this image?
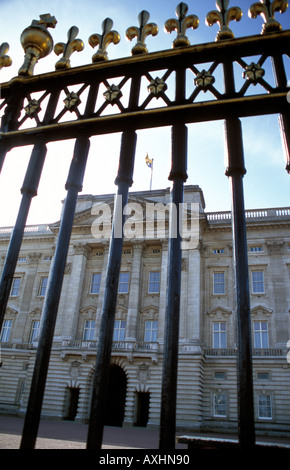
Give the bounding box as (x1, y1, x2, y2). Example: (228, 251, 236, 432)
(0, 0, 289, 225)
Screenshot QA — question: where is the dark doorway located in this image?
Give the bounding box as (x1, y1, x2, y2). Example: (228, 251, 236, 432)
(135, 392, 150, 427)
(104, 365, 127, 427)
(64, 387, 80, 421)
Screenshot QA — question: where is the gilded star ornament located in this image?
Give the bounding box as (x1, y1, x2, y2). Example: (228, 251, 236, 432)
(103, 85, 122, 104)
(147, 78, 168, 97)
(194, 70, 215, 90)
(24, 99, 41, 118)
(243, 62, 265, 84)
(64, 92, 81, 111)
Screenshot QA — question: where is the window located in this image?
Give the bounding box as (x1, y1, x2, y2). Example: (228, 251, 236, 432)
(249, 246, 263, 252)
(214, 371, 226, 380)
(90, 273, 101, 294)
(10, 277, 21, 296)
(83, 320, 95, 340)
(213, 392, 227, 417)
(118, 272, 130, 293)
(254, 321, 269, 348)
(148, 272, 160, 294)
(213, 272, 225, 294)
(258, 394, 272, 419)
(257, 372, 270, 380)
(18, 257, 26, 262)
(213, 248, 224, 254)
(0, 320, 12, 342)
(29, 320, 40, 342)
(252, 271, 264, 293)
(144, 320, 158, 342)
(39, 277, 48, 296)
(113, 320, 126, 341)
(212, 322, 227, 348)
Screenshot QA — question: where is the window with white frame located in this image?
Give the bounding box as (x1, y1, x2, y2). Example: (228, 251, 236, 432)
(213, 272, 225, 294)
(148, 271, 160, 294)
(0, 320, 12, 342)
(253, 321, 269, 348)
(83, 320, 96, 340)
(10, 277, 21, 296)
(252, 270, 265, 293)
(29, 320, 40, 342)
(113, 320, 126, 341)
(144, 320, 158, 342)
(118, 272, 130, 293)
(258, 393, 272, 419)
(212, 322, 227, 348)
(38, 277, 48, 297)
(90, 273, 101, 294)
(213, 392, 227, 417)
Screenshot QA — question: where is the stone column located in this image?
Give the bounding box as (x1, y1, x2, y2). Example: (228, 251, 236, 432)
(94, 243, 109, 339)
(55, 243, 89, 340)
(125, 242, 143, 342)
(186, 248, 201, 344)
(158, 240, 168, 342)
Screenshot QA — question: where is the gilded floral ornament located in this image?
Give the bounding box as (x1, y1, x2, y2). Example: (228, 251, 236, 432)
(89, 18, 120, 62)
(164, 2, 199, 48)
(126, 10, 158, 55)
(54, 26, 84, 70)
(24, 99, 41, 118)
(206, 0, 242, 41)
(243, 62, 265, 84)
(103, 84, 122, 104)
(64, 92, 81, 111)
(249, 0, 288, 34)
(0, 43, 12, 70)
(18, 14, 57, 76)
(147, 77, 168, 97)
(194, 70, 216, 91)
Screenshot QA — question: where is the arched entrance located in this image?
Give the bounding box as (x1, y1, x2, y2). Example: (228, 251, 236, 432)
(104, 365, 127, 427)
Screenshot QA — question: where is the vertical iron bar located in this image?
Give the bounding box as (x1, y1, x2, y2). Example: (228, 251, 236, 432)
(20, 135, 90, 449)
(223, 58, 255, 448)
(0, 141, 47, 331)
(159, 64, 187, 450)
(0, 90, 60, 332)
(271, 55, 290, 173)
(86, 128, 137, 449)
(0, 81, 24, 173)
(86, 74, 141, 449)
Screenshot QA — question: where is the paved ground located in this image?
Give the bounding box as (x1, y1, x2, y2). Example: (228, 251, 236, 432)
(0, 415, 289, 450)
(0, 415, 187, 449)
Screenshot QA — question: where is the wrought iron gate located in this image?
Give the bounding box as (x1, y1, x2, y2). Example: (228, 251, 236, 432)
(0, 1, 289, 450)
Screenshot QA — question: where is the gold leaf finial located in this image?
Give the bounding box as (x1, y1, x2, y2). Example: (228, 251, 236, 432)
(249, 0, 288, 34)
(54, 26, 84, 69)
(18, 14, 57, 76)
(88, 18, 120, 62)
(0, 43, 12, 70)
(206, 0, 242, 41)
(126, 10, 158, 55)
(164, 2, 199, 48)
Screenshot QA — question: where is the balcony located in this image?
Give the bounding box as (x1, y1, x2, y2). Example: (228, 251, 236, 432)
(203, 348, 284, 357)
(61, 339, 159, 353)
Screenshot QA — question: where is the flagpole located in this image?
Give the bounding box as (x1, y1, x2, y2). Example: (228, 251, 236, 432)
(150, 158, 154, 191)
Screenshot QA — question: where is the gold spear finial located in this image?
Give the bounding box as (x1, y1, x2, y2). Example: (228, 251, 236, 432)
(88, 18, 120, 62)
(249, 0, 288, 34)
(126, 10, 158, 55)
(54, 26, 84, 69)
(0, 43, 12, 70)
(164, 2, 199, 48)
(206, 0, 242, 41)
(18, 14, 57, 76)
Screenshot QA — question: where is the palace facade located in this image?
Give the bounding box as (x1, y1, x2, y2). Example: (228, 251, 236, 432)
(0, 185, 290, 437)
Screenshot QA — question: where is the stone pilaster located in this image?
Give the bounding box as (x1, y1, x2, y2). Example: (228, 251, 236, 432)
(55, 243, 90, 340)
(125, 242, 143, 341)
(157, 239, 168, 342)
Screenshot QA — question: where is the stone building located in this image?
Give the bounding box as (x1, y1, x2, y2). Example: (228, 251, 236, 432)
(0, 185, 290, 437)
